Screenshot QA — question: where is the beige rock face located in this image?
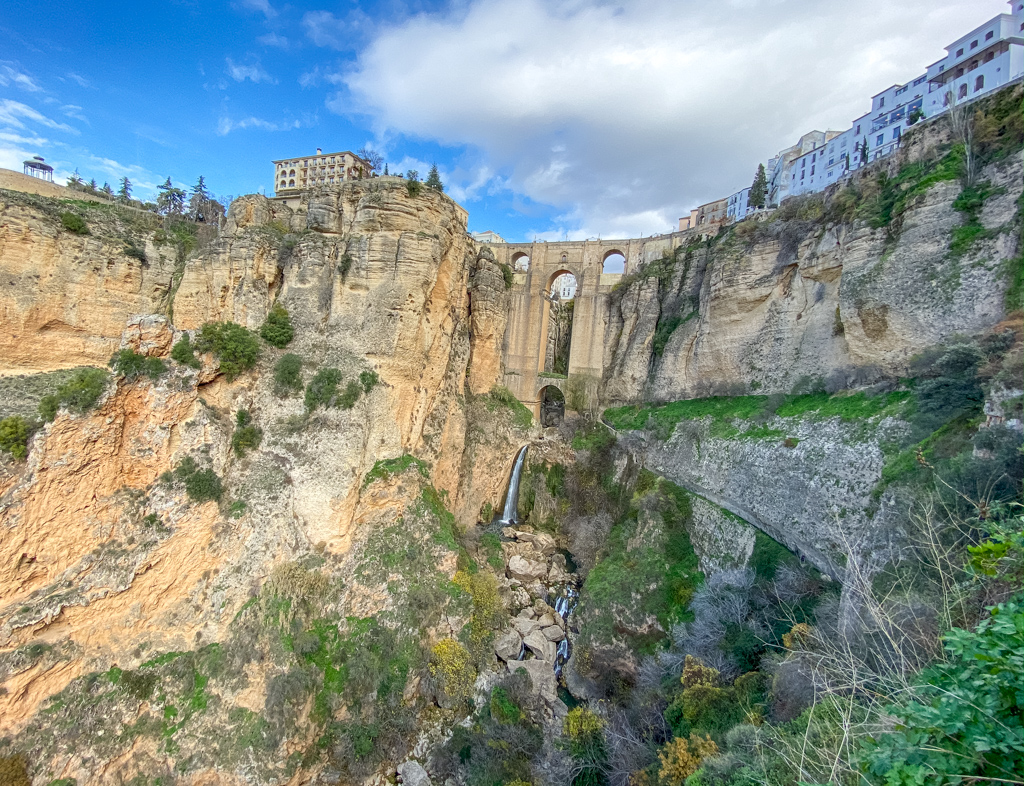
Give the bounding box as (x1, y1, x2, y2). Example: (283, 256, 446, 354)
(0, 195, 179, 373)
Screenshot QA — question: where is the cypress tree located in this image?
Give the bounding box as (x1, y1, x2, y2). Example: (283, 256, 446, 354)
(425, 164, 444, 192)
(747, 164, 767, 209)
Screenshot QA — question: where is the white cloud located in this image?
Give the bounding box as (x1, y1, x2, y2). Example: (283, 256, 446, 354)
(0, 99, 77, 134)
(340, 0, 1008, 237)
(0, 63, 42, 92)
(302, 9, 373, 49)
(225, 57, 277, 84)
(216, 116, 304, 135)
(61, 104, 88, 122)
(65, 72, 93, 88)
(236, 0, 277, 19)
(257, 32, 290, 48)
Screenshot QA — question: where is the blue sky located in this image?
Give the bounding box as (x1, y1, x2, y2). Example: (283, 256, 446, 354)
(0, 0, 1008, 242)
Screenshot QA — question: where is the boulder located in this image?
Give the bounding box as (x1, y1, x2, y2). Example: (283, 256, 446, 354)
(542, 625, 566, 642)
(397, 761, 432, 786)
(521, 532, 557, 556)
(508, 659, 558, 704)
(537, 613, 555, 627)
(513, 617, 541, 638)
(523, 629, 557, 662)
(507, 554, 548, 582)
(494, 629, 523, 662)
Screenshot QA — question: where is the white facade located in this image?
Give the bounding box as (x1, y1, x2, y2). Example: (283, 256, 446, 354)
(726, 187, 752, 221)
(472, 230, 506, 244)
(552, 273, 576, 300)
(775, 1, 1023, 203)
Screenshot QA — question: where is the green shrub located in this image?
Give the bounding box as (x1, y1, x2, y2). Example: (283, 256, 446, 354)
(109, 349, 167, 381)
(358, 370, 379, 393)
(406, 179, 423, 197)
(171, 334, 201, 368)
(229, 500, 246, 519)
(260, 304, 294, 348)
(499, 263, 514, 289)
(123, 242, 147, 263)
(195, 322, 260, 380)
(231, 409, 263, 457)
(363, 454, 430, 487)
(0, 415, 30, 460)
(38, 368, 108, 422)
(305, 368, 342, 411)
(858, 595, 1024, 785)
(338, 253, 353, 279)
(60, 212, 88, 234)
(486, 386, 532, 430)
(171, 457, 224, 503)
(337, 380, 362, 410)
(274, 353, 304, 396)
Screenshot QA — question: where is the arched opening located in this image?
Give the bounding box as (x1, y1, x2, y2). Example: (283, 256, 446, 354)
(602, 250, 626, 274)
(512, 252, 530, 272)
(539, 385, 565, 427)
(544, 270, 576, 375)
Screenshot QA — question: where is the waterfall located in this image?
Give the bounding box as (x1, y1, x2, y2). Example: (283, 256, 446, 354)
(497, 445, 529, 526)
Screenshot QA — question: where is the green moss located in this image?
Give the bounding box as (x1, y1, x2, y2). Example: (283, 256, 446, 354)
(421, 486, 459, 550)
(363, 454, 430, 487)
(484, 386, 532, 430)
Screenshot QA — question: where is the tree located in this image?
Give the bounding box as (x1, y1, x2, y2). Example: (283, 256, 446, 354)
(88, 178, 98, 191)
(157, 177, 186, 216)
(188, 175, 213, 222)
(747, 164, 767, 210)
(67, 169, 83, 188)
(357, 147, 383, 176)
(860, 137, 870, 166)
(406, 169, 419, 182)
(425, 164, 444, 192)
(383, 163, 389, 176)
(118, 176, 132, 201)
(101, 182, 113, 196)
(945, 89, 976, 186)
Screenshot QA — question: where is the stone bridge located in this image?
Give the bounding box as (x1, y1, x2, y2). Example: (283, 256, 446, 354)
(486, 234, 695, 417)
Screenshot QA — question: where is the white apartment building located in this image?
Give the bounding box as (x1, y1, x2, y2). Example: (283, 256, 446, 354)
(924, 8, 1024, 116)
(780, 1, 1022, 202)
(726, 187, 752, 221)
(768, 130, 842, 205)
(471, 230, 506, 244)
(272, 148, 371, 196)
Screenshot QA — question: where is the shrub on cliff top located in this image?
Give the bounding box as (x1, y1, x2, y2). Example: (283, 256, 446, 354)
(305, 367, 342, 411)
(0, 415, 30, 461)
(109, 349, 167, 381)
(195, 321, 260, 381)
(259, 304, 294, 348)
(60, 212, 88, 234)
(171, 334, 201, 368)
(169, 456, 223, 503)
(38, 367, 109, 422)
(231, 409, 263, 457)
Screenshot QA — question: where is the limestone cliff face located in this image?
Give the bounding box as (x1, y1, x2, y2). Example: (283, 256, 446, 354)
(0, 192, 179, 372)
(0, 181, 531, 783)
(602, 142, 1021, 404)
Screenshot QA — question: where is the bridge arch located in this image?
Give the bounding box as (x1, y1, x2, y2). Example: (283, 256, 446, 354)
(538, 384, 566, 427)
(512, 251, 531, 272)
(601, 249, 626, 274)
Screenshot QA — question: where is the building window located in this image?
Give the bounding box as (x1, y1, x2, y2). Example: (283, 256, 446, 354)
(970, 40, 978, 49)
(810, 165, 815, 175)
(879, 97, 885, 107)
(985, 31, 994, 40)
(876, 134, 884, 145)
(893, 127, 900, 140)
(985, 51, 995, 63)
(955, 48, 963, 57)
(828, 158, 834, 166)
(975, 75, 984, 92)
(959, 84, 968, 99)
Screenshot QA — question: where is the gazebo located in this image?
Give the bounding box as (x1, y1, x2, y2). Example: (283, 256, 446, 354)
(23, 156, 54, 182)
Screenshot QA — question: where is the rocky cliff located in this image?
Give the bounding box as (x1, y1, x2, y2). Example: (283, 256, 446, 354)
(602, 88, 1022, 404)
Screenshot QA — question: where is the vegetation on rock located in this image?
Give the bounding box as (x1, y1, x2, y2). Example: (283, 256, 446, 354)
(195, 321, 260, 380)
(109, 349, 166, 381)
(259, 304, 294, 348)
(38, 368, 108, 422)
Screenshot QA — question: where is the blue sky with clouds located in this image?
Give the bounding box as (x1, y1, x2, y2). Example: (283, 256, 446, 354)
(0, 0, 1008, 242)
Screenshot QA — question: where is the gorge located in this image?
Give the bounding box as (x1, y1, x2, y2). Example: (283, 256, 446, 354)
(0, 85, 1020, 786)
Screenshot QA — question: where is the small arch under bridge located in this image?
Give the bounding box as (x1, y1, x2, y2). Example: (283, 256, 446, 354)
(488, 238, 649, 418)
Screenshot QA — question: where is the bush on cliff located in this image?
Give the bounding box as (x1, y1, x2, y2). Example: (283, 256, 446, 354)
(0, 416, 30, 461)
(305, 367, 342, 411)
(259, 304, 294, 348)
(109, 349, 167, 381)
(273, 353, 304, 396)
(170, 334, 202, 368)
(195, 322, 260, 381)
(38, 368, 109, 422)
(231, 409, 262, 457)
(167, 455, 223, 503)
(59, 212, 88, 234)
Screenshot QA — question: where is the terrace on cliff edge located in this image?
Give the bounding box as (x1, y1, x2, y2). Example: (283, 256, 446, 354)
(0, 84, 1020, 786)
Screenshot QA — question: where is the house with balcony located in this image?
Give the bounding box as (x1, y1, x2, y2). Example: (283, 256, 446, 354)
(272, 148, 372, 207)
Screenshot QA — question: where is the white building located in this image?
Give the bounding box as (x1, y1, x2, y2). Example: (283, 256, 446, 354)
(472, 230, 506, 244)
(779, 1, 1023, 202)
(768, 130, 842, 205)
(924, 8, 1024, 117)
(552, 273, 576, 300)
(726, 187, 752, 221)
(272, 148, 370, 196)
